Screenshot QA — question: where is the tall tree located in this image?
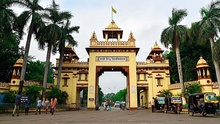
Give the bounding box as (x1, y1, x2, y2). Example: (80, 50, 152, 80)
(166, 39, 216, 84)
(0, 0, 22, 33)
(14, 0, 44, 93)
(36, 0, 72, 94)
(160, 8, 188, 97)
(56, 20, 79, 88)
(26, 60, 54, 83)
(191, 0, 220, 94)
(0, 34, 20, 82)
(0, 0, 23, 82)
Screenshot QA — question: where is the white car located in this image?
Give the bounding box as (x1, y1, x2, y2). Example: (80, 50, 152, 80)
(114, 101, 120, 107)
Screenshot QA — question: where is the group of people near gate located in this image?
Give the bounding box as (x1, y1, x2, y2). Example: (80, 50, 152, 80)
(104, 99, 111, 111)
(12, 92, 58, 116)
(150, 97, 159, 113)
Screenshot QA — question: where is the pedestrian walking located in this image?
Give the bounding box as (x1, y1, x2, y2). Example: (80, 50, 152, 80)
(24, 97, 31, 115)
(44, 98, 50, 114)
(35, 97, 42, 115)
(150, 97, 155, 113)
(106, 99, 111, 111)
(154, 97, 159, 111)
(50, 97, 57, 115)
(12, 92, 22, 116)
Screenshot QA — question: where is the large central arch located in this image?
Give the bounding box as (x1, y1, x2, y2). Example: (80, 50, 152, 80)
(96, 66, 130, 109)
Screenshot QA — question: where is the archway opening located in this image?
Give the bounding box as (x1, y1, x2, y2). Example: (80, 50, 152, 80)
(99, 72, 126, 94)
(96, 66, 129, 110)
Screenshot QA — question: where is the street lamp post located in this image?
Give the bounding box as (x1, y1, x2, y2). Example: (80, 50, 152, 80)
(108, 87, 115, 101)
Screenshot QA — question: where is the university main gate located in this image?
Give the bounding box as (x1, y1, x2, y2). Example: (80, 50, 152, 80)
(54, 20, 171, 109)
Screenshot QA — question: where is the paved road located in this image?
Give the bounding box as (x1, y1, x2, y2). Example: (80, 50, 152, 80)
(0, 107, 219, 124)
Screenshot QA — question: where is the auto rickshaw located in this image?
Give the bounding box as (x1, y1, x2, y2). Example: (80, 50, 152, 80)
(188, 92, 219, 116)
(154, 97, 165, 112)
(164, 96, 182, 114)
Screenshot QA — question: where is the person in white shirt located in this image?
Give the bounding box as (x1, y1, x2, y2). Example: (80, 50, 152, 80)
(150, 97, 155, 113)
(35, 97, 42, 115)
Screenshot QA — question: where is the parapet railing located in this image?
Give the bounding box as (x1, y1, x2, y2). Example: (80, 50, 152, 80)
(168, 81, 199, 89)
(0, 82, 10, 88)
(136, 59, 169, 65)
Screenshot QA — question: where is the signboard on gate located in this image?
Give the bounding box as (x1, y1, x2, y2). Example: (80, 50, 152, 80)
(97, 56, 128, 62)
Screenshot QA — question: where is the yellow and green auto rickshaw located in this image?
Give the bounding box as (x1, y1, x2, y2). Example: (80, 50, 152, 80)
(154, 97, 165, 112)
(188, 92, 219, 116)
(164, 96, 182, 114)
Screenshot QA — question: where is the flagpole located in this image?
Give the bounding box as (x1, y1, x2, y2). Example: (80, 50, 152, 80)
(111, 6, 113, 21)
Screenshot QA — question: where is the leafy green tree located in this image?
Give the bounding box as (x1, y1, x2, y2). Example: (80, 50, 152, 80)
(24, 84, 43, 103)
(104, 93, 115, 102)
(112, 89, 127, 102)
(26, 60, 54, 83)
(14, 0, 44, 93)
(184, 83, 202, 102)
(165, 39, 216, 84)
(98, 87, 104, 105)
(0, 0, 23, 33)
(46, 86, 68, 104)
(191, 0, 220, 93)
(0, 35, 20, 82)
(161, 8, 188, 95)
(185, 83, 202, 95)
(56, 20, 79, 89)
(159, 89, 172, 97)
(0, 0, 22, 82)
(3, 90, 16, 103)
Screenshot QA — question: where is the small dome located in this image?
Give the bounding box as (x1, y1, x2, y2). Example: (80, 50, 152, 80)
(196, 57, 209, 68)
(153, 42, 160, 49)
(14, 56, 23, 67)
(149, 42, 163, 53)
(66, 43, 72, 48)
(105, 20, 121, 30)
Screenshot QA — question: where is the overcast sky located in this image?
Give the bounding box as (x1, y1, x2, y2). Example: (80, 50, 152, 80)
(15, 0, 213, 94)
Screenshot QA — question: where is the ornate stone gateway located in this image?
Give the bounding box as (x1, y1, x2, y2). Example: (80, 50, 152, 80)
(2, 21, 219, 110)
(54, 20, 171, 109)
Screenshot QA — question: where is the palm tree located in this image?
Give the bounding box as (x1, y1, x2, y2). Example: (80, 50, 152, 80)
(159, 89, 172, 97)
(0, 0, 24, 39)
(37, 0, 72, 94)
(191, 0, 220, 94)
(56, 20, 79, 89)
(0, 0, 17, 33)
(160, 8, 188, 97)
(185, 83, 202, 95)
(184, 83, 202, 102)
(14, 0, 44, 93)
(192, 0, 220, 92)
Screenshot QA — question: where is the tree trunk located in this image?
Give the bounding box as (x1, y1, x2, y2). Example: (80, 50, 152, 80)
(42, 44, 52, 95)
(19, 21, 34, 93)
(57, 47, 64, 89)
(175, 47, 184, 93)
(175, 47, 186, 104)
(209, 38, 220, 95)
